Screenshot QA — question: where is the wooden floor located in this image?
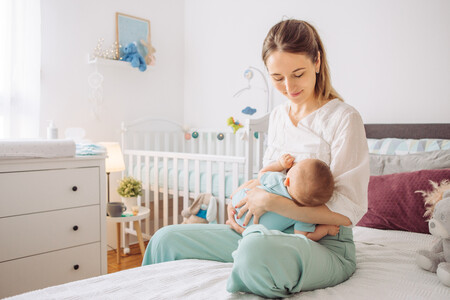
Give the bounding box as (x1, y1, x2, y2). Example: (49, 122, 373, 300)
(107, 241, 149, 274)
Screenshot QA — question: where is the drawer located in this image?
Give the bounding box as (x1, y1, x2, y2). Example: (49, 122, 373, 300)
(0, 167, 100, 217)
(0, 206, 100, 262)
(0, 242, 101, 298)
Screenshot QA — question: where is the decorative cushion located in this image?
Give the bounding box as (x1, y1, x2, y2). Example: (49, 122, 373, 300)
(367, 138, 450, 155)
(357, 168, 450, 233)
(369, 150, 450, 176)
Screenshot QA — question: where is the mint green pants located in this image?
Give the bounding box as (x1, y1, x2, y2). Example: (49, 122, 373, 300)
(142, 224, 356, 298)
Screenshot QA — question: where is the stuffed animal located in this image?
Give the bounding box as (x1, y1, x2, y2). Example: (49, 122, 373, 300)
(418, 179, 450, 220)
(181, 193, 218, 224)
(416, 189, 450, 287)
(227, 117, 243, 134)
(121, 42, 147, 72)
(140, 39, 156, 66)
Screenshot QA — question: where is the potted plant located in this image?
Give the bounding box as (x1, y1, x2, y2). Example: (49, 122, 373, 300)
(117, 176, 142, 213)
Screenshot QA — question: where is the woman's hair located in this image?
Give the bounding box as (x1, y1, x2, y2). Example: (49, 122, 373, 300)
(262, 19, 343, 103)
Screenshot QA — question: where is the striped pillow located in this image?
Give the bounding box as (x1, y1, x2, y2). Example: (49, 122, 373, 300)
(367, 138, 450, 155)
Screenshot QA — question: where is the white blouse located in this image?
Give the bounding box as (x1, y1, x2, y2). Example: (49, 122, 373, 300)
(263, 99, 370, 226)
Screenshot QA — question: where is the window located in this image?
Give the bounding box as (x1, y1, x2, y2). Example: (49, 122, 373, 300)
(0, 0, 41, 138)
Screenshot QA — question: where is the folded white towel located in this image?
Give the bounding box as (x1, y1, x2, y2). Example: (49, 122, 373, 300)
(0, 139, 76, 159)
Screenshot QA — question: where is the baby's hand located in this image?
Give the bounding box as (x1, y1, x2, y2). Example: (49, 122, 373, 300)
(279, 154, 295, 169)
(328, 225, 340, 236)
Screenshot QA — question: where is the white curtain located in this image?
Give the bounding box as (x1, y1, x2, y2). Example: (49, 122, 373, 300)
(0, 0, 41, 138)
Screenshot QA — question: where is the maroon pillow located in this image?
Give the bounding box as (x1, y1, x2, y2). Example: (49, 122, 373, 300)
(357, 168, 450, 233)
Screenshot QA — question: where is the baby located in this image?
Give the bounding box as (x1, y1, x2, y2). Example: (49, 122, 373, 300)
(231, 154, 339, 241)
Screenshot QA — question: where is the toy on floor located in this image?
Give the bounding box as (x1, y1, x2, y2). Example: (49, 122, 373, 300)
(181, 193, 218, 224)
(227, 117, 243, 134)
(121, 42, 147, 72)
(416, 185, 450, 287)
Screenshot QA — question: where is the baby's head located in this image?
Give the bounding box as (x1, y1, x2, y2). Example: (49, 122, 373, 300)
(284, 158, 334, 207)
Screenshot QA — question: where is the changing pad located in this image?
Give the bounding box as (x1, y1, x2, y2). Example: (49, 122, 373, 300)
(0, 139, 76, 159)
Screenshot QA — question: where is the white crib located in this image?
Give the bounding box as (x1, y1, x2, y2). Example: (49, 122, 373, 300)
(120, 114, 269, 246)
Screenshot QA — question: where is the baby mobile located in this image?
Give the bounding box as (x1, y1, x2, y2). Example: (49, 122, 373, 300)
(183, 66, 268, 142)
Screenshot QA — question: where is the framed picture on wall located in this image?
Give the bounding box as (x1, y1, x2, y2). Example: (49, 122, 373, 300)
(116, 12, 156, 64)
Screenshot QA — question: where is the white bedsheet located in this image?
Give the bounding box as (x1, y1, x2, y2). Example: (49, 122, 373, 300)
(8, 227, 450, 300)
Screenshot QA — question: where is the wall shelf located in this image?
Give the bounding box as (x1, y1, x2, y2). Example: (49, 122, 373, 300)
(87, 55, 128, 68)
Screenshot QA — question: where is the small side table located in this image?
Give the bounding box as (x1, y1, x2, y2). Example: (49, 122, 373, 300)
(107, 206, 150, 264)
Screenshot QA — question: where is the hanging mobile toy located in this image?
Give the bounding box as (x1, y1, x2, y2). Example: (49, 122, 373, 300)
(227, 117, 243, 134)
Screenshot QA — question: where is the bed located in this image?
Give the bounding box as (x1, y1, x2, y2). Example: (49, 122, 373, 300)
(7, 123, 450, 299)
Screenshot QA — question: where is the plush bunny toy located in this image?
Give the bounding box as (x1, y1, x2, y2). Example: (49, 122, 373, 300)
(181, 193, 218, 224)
(416, 190, 450, 287)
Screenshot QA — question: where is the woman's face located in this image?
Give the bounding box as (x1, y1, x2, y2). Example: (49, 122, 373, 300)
(266, 51, 320, 105)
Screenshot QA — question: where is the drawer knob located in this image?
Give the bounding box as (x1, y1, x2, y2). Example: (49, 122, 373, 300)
(72, 186, 78, 191)
(73, 264, 80, 270)
(73, 225, 79, 231)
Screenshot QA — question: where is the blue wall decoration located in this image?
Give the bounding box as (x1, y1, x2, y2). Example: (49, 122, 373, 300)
(192, 131, 199, 139)
(116, 13, 150, 59)
(242, 106, 257, 115)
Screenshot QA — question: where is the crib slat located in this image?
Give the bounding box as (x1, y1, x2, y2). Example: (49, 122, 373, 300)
(136, 156, 142, 180)
(232, 162, 239, 192)
(144, 156, 150, 235)
(183, 159, 189, 211)
(128, 155, 133, 177)
(206, 161, 212, 194)
(257, 133, 264, 173)
(235, 134, 240, 157)
(153, 156, 159, 231)
(163, 157, 169, 227)
(133, 132, 139, 149)
(218, 162, 226, 224)
(225, 133, 231, 156)
(155, 133, 161, 151)
(173, 158, 179, 225)
(245, 131, 253, 182)
(199, 132, 205, 154)
(191, 133, 197, 153)
(206, 132, 211, 155)
(172, 133, 178, 152)
(194, 160, 200, 197)
(133, 155, 143, 245)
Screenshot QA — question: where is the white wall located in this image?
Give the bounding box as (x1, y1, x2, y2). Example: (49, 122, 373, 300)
(40, 0, 185, 249)
(184, 0, 450, 128)
(41, 0, 185, 144)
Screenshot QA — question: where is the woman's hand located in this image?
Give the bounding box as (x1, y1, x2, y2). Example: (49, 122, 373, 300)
(235, 187, 271, 227)
(226, 202, 245, 234)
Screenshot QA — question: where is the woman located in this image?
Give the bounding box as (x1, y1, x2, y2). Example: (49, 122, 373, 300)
(142, 19, 369, 298)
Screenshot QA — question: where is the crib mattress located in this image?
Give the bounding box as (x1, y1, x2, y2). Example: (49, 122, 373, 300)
(135, 161, 246, 198)
(9, 226, 450, 299)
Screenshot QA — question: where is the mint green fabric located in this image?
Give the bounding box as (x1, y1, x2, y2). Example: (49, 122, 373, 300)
(142, 224, 241, 264)
(142, 224, 355, 298)
(232, 172, 316, 232)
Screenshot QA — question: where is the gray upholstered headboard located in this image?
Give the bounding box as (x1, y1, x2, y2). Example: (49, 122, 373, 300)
(364, 124, 450, 139)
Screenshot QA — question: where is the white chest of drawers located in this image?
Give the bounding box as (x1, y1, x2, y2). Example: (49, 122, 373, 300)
(0, 156, 107, 298)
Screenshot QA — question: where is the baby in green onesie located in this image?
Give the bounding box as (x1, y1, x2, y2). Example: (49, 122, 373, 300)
(231, 154, 339, 241)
